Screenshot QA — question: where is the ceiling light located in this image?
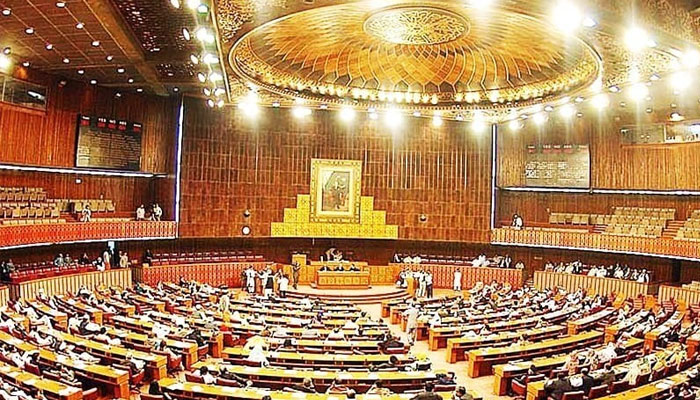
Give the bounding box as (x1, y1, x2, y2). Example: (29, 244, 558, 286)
(217, 100, 224, 108)
(670, 112, 684, 121)
(173, 87, 179, 92)
(551, 1, 582, 33)
(25, 27, 34, 35)
(2, 9, 10, 16)
(412, 111, 421, 117)
(127, 78, 134, 83)
(559, 104, 575, 118)
(45, 43, 53, 50)
(117, 67, 125, 73)
(0, 55, 11, 70)
(591, 93, 609, 109)
(75, 22, 84, 29)
(115, 92, 121, 98)
(319, 104, 328, 110)
(136, 88, 143, 93)
(649, 73, 660, 81)
(271, 102, 280, 108)
(471, 111, 486, 133)
(670, 71, 691, 90)
(368, 112, 378, 120)
(544, 105, 554, 112)
(238, 94, 259, 118)
(431, 115, 443, 127)
(190, 54, 199, 64)
(91, 40, 100, 47)
(182, 28, 191, 41)
(197, 72, 206, 83)
(186, 0, 200, 9)
(106, 55, 114, 62)
(628, 82, 649, 100)
(209, 72, 222, 82)
(508, 119, 521, 131)
(197, 4, 208, 13)
(574, 96, 584, 103)
(90, 79, 97, 85)
(608, 85, 620, 93)
(55, 2, 66, 7)
(292, 106, 311, 118)
(77, 69, 84, 75)
(384, 108, 403, 127)
(582, 17, 597, 27)
(62, 58, 70, 64)
(468, 0, 493, 7)
(170, 0, 180, 8)
(202, 54, 219, 64)
(683, 50, 700, 68)
(532, 112, 546, 125)
(2, 47, 10, 55)
(455, 114, 464, 121)
(214, 88, 225, 97)
(195, 28, 215, 44)
(22, 61, 30, 67)
(203, 88, 211, 96)
(207, 99, 215, 108)
(624, 27, 649, 53)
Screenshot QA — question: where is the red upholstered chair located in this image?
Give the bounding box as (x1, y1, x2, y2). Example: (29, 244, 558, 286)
(587, 385, 609, 399)
(560, 391, 584, 400)
(185, 372, 204, 383)
(82, 387, 100, 400)
(140, 394, 164, 400)
(609, 381, 629, 394)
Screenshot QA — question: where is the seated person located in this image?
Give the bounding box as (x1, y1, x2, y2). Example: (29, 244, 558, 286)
(326, 379, 350, 394)
(544, 372, 572, 400)
(367, 380, 392, 396)
(288, 378, 316, 393)
(193, 366, 216, 384)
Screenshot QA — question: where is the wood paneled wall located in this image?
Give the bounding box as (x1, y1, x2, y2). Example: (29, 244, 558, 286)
(179, 98, 492, 242)
(497, 112, 700, 190)
(0, 67, 178, 173)
(497, 190, 700, 224)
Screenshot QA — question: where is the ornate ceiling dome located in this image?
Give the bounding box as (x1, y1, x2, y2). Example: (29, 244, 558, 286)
(230, 0, 602, 109)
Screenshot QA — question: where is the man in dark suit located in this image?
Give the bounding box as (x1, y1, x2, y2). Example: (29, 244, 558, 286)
(544, 372, 572, 400)
(410, 382, 442, 400)
(598, 364, 616, 386)
(580, 368, 595, 396)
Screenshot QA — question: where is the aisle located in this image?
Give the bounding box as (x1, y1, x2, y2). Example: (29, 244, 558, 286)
(356, 289, 510, 400)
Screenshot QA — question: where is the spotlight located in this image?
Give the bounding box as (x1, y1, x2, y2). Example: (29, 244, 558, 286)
(2, 47, 9, 55)
(25, 27, 35, 35)
(591, 93, 609, 109)
(238, 92, 259, 118)
(76, 22, 84, 29)
(384, 108, 403, 127)
(136, 88, 143, 93)
(242, 226, 251, 236)
(173, 87, 179, 92)
(77, 69, 84, 75)
(90, 79, 97, 85)
(683, 50, 700, 68)
(197, 72, 206, 83)
(271, 102, 281, 108)
(209, 72, 222, 82)
(197, 4, 208, 13)
(207, 99, 215, 108)
(182, 28, 191, 41)
(670, 112, 684, 122)
(214, 88, 225, 97)
(202, 53, 219, 64)
(339, 107, 355, 122)
(628, 82, 648, 101)
(508, 119, 521, 131)
(471, 111, 486, 133)
(2, 8, 10, 16)
(431, 115, 443, 127)
(22, 61, 29, 67)
(62, 58, 70, 64)
(624, 27, 650, 52)
(117, 67, 125, 74)
(455, 114, 464, 121)
(544, 105, 554, 112)
(91, 40, 100, 47)
(559, 103, 575, 118)
(412, 111, 421, 117)
(106, 55, 114, 61)
(0, 54, 11, 70)
(574, 96, 584, 103)
(608, 85, 620, 93)
(292, 105, 311, 118)
(56, 1, 66, 7)
(551, 1, 582, 33)
(532, 112, 546, 125)
(195, 28, 214, 43)
(128, 78, 134, 83)
(216, 99, 224, 108)
(45, 44, 53, 50)
(189, 54, 199, 64)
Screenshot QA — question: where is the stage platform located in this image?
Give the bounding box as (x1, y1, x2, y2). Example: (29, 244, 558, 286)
(286, 285, 409, 304)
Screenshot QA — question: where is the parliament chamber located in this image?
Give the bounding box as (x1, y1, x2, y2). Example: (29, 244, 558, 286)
(4, 0, 700, 399)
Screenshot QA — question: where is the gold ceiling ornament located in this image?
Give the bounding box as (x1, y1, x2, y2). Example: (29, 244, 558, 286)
(229, 0, 601, 110)
(363, 6, 469, 45)
(216, 0, 287, 43)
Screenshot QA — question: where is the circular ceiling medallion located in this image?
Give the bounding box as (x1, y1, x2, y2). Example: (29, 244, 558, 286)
(229, 0, 601, 109)
(363, 7, 469, 45)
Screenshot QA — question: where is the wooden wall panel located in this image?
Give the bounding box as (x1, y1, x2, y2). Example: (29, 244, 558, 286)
(498, 112, 700, 190)
(496, 190, 700, 224)
(0, 169, 171, 216)
(0, 68, 178, 173)
(179, 98, 492, 242)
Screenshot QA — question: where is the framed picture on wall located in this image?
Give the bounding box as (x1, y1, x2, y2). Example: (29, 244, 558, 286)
(309, 159, 362, 224)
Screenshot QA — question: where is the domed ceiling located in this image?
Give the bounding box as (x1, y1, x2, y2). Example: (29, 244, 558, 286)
(217, 0, 700, 120)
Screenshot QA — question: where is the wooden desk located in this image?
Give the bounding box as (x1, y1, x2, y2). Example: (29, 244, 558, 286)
(491, 338, 643, 395)
(0, 360, 82, 400)
(29, 300, 68, 329)
(446, 325, 566, 363)
(466, 331, 604, 378)
(261, 337, 400, 354)
(222, 347, 412, 369)
(315, 271, 371, 290)
(103, 326, 199, 369)
(604, 311, 647, 342)
(644, 311, 685, 351)
(567, 307, 615, 335)
(193, 360, 441, 392)
(0, 330, 129, 399)
(41, 327, 168, 380)
(8, 269, 132, 300)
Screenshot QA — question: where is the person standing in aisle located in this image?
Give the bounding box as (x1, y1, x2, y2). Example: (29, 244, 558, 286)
(453, 268, 462, 292)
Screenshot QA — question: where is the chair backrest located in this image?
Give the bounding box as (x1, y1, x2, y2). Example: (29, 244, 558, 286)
(561, 391, 585, 400)
(587, 384, 608, 399)
(140, 394, 164, 400)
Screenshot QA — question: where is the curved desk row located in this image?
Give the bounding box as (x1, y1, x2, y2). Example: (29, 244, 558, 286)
(7, 268, 132, 300)
(534, 271, 658, 299)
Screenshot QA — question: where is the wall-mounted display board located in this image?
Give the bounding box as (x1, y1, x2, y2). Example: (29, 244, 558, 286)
(524, 144, 590, 188)
(75, 115, 142, 171)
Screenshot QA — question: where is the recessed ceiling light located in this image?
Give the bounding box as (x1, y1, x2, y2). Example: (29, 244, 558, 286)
(412, 111, 421, 117)
(182, 28, 191, 41)
(207, 99, 215, 108)
(136, 88, 143, 93)
(22, 61, 30, 67)
(56, 2, 66, 7)
(2, 47, 10, 55)
(319, 104, 328, 110)
(197, 72, 206, 83)
(608, 85, 620, 93)
(574, 96, 584, 103)
(127, 78, 134, 84)
(203, 88, 211, 96)
(152, 47, 160, 52)
(25, 27, 35, 34)
(197, 4, 208, 13)
(90, 79, 97, 85)
(2, 9, 11, 16)
(77, 69, 84, 74)
(189, 54, 199, 64)
(105, 55, 113, 61)
(75, 22, 84, 29)
(173, 87, 179, 92)
(117, 67, 125, 73)
(91, 40, 100, 47)
(115, 92, 122, 98)
(272, 101, 280, 108)
(62, 58, 70, 64)
(45, 43, 53, 50)
(202, 53, 218, 64)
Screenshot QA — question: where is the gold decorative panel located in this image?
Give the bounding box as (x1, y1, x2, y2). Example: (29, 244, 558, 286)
(363, 6, 469, 45)
(271, 160, 398, 239)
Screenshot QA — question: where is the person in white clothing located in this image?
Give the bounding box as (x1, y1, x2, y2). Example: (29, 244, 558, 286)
(453, 269, 462, 291)
(278, 274, 289, 297)
(403, 305, 419, 345)
(135, 205, 146, 220)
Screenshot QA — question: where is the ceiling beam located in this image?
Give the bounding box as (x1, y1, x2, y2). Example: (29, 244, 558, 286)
(84, 0, 168, 96)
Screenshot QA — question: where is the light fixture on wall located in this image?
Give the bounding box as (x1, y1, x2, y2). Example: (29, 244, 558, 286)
(243, 209, 251, 218)
(242, 226, 251, 236)
(419, 214, 428, 223)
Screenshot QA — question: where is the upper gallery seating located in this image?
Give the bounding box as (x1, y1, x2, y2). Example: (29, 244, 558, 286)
(549, 207, 675, 238)
(0, 186, 116, 225)
(675, 210, 700, 241)
(148, 250, 265, 266)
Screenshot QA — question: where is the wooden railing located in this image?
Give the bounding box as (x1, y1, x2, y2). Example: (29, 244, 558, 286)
(7, 268, 132, 300)
(0, 221, 177, 248)
(492, 227, 700, 260)
(534, 271, 659, 298)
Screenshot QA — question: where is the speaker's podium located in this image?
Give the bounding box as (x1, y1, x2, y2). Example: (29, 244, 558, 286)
(311, 261, 370, 290)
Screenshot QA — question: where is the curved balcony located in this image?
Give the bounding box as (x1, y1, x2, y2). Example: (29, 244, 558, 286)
(0, 221, 177, 249)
